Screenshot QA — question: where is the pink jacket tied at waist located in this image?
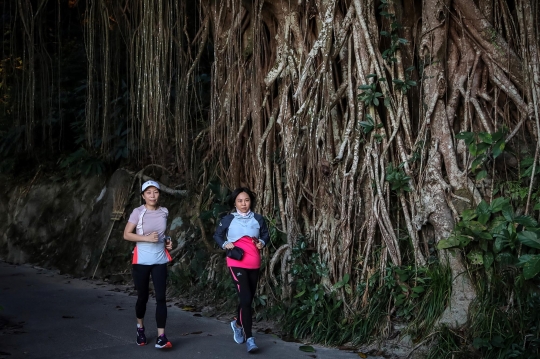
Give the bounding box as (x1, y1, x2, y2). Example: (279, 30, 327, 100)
(226, 236, 261, 269)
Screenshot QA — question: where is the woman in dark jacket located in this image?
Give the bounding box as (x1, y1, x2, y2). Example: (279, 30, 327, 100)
(213, 187, 270, 353)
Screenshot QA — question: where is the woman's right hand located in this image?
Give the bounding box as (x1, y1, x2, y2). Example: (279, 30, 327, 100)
(224, 242, 235, 249)
(146, 231, 159, 243)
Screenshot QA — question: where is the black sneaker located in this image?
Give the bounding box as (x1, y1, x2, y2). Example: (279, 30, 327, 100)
(136, 327, 147, 346)
(155, 334, 172, 349)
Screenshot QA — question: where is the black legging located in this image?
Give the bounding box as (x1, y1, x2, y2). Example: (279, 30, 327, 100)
(132, 263, 168, 328)
(229, 267, 260, 338)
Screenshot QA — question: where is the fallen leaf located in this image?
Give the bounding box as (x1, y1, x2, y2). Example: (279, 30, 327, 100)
(299, 345, 315, 353)
(357, 353, 367, 358)
(191, 331, 203, 334)
(62, 315, 74, 319)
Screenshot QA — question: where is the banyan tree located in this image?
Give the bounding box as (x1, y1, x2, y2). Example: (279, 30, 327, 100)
(2, 0, 539, 356)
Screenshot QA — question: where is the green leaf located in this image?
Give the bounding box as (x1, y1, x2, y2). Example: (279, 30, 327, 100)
(494, 237, 507, 253)
(198, 210, 214, 221)
(437, 237, 460, 249)
(478, 132, 493, 144)
(492, 143, 503, 158)
(502, 205, 514, 222)
(491, 335, 504, 348)
(468, 142, 478, 156)
(522, 255, 540, 280)
(473, 337, 491, 350)
(514, 215, 538, 228)
(534, 203, 540, 211)
(212, 204, 230, 218)
(477, 231, 494, 240)
(470, 155, 486, 170)
(467, 250, 484, 265)
(517, 231, 540, 249)
(456, 132, 475, 145)
(458, 235, 472, 247)
(299, 345, 316, 353)
(411, 286, 425, 293)
(476, 200, 491, 224)
(466, 221, 487, 235)
(492, 130, 504, 142)
(490, 197, 509, 212)
(359, 121, 374, 134)
(476, 142, 491, 155)
(476, 170, 487, 181)
(484, 252, 494, 270)
(496, 252, 515, 265)
(461, 209, 477, 222)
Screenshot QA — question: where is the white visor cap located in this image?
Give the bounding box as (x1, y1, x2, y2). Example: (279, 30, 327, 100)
(141, 180, 161, 193)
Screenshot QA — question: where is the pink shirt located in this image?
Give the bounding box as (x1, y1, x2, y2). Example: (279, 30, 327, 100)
(226, 236, 261, 269)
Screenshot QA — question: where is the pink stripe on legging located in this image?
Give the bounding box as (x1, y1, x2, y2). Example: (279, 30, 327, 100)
(229, 267, 239, 281)
(229, 267, 243, 325)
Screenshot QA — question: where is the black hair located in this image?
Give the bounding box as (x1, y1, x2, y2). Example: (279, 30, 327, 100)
(229, 187, 257, 211)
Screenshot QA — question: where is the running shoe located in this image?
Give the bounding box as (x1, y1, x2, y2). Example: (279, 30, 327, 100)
(155, 334, 172, 349)
(230, 320, 245, 344)
(246, 337, 258, 353)
(136, 327, 147, 346)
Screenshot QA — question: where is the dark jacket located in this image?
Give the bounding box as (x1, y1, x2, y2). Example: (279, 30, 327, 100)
(213, 212, 270, 249)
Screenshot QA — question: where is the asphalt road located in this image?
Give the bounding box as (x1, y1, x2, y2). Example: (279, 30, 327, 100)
(0, 261, 381, 359)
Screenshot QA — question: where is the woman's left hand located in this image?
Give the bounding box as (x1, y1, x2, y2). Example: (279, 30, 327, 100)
(252, 237, 264, 250)
(165, 238, 173, 250)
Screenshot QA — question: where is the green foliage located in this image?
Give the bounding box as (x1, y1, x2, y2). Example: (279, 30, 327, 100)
(59, 147, 105, 178)
(431, 137, 540, 358)
(385, 163, 411, 193)
(379, 0, 409, 64)
(520, 156, 540, 179)
(427, 279, 540, 358)
(403, 264, 451, 337)
(425, 326, 476, 359)
(277, 240, 451, 345)
(198, 179, 231, 222)
(358, 74, 384, 107)
(279, 239, 350, 344)
(359, 114, 376, 134)
(437, 198, 540, 280)
(392, 67, 417, 94)
(456, 129, 506, 177)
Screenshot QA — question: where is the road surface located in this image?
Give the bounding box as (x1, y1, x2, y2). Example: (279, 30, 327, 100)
(0, 261, 381, 359)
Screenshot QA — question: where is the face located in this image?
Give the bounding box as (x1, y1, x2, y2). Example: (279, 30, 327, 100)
(235, 192, 251, 213)
(142, 187, 160, 206)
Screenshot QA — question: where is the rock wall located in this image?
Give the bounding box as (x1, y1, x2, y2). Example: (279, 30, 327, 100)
(0, 169, 191, 279)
